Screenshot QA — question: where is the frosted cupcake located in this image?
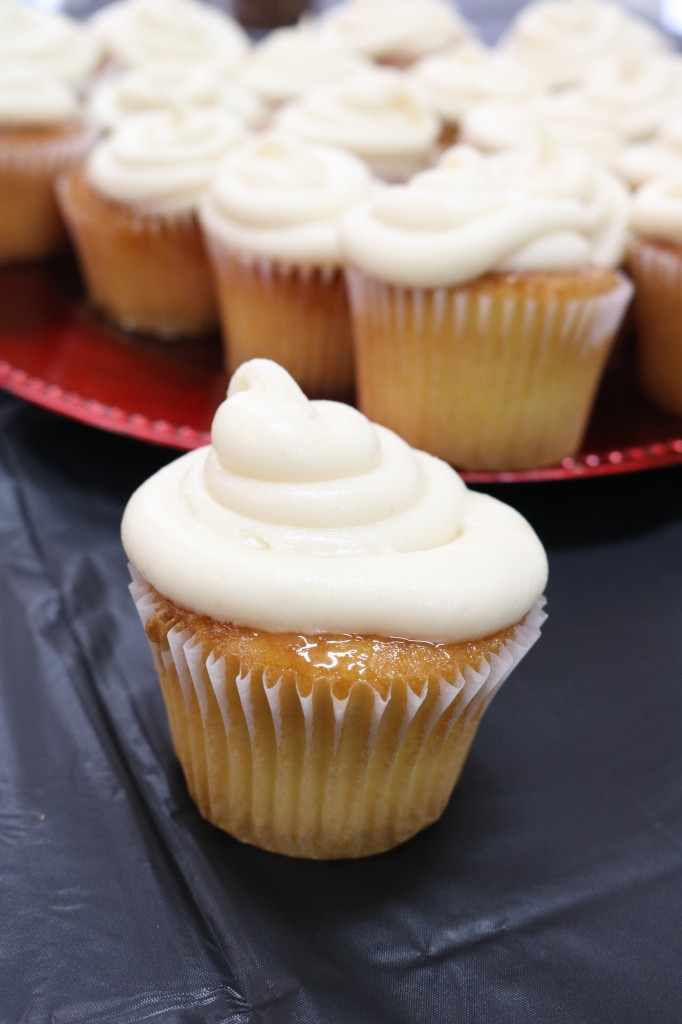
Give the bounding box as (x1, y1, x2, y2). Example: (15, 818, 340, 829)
(342, 145, 632, 471)
(0, 0, 102, 87)
(241, 21, 368, 111)
(122, 358, 548, 859)
(502, 0, 668, 91)
(409, 42, 544, 150)
(321, 0, 473, 69)
(629, 177, 682, 415)
(88, 64, 265, 133)
(59, 108, 245, 336)
(276, 68, 440, 182)
(200, 132, 373, 398)
(0, 66, 96, 263)
(89, 0, 250, 75)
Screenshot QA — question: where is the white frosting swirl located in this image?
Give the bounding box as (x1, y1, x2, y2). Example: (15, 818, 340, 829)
(0, 64, 81, 126)
(86, 108, 246, 215)
(200, 132, 374, 266)
(88, 65, 264, 131)
(276, 69, 440, 182)
(341, 148, 627, 287)
(503, 0, 668, 89)
(410, 42, 544, 125)
(90, 0, 249, 73)
(321, 0, 473, 64)
(630, 176, 682, 243)
(0, 2, 101, 85)
(241, 22, 368, 108)
(121, 360, 548, 641)
(619, 116, 682, 188)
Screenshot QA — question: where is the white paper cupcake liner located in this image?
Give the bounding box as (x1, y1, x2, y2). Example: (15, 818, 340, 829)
(130, 567, 546, 859)
(628, 238, 682, 416)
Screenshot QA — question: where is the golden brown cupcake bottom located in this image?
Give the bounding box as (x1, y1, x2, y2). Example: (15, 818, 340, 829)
(133, 577, 543, 859)
(628, 237, 682, 416)
(0, 123, 94, 263)
(59, 168, 218, 337)
(347, 267, 632, 471)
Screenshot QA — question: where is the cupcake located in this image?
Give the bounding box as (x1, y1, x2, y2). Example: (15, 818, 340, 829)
(88, 63, 265, 133)
(0, 66, 96, 263)
(59, 108, 245, 337)
(320, 0, 473, 69)
(341, 144, 633, 471)
(629, 176, 682, 415)
(0, 0, 102, 87)
(122, 358, 548, 859)
(200, 131, 374, 398)
(276, 68, 440, 182)
(240, 21, 368, 111)
(89, 0, 250, 75)
(409, 42, 544, 150)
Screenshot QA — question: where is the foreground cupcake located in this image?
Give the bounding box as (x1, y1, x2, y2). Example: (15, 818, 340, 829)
(122, 358, 548, 859)
(629, 176, 682, 415)
(342, 144, 632, 471)
(0, 66, 96, 263)
(59, 108, 245, 336)
(200, 132, 373, 397)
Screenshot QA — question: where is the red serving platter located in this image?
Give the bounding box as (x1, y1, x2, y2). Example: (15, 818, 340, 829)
(0, 258, 681, 483)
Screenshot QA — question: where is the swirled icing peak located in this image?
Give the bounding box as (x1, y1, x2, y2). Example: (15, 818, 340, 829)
(241, 22, 368, 107)
(90, 0, 249, 73)
(121, 359, 548, 641)
(0, 64, 81, 126)
(630, 176, 682, 243)
(321, 0, 473, 64)
(86, 108, 246, 215)
(0, 1, 101, 85)
(619, 115, 682, 189)
(200, 131, 374, 265)
(276, 68, 440, 182)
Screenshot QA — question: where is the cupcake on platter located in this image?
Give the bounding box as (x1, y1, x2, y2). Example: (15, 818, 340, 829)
(0, 66, 97, 263)
(122, 358, 548, 859)
(276, 68, 440, 182)
(59, 107, 245, 336)
(342, 143, 632, 471)
(629, 176, 682, 416)
(200, 131, 374, 398)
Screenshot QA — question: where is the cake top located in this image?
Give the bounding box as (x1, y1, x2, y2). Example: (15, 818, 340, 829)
(630, 176, 682, 244)
(0, 0, 101, 86)
(619, 116, 682, 189)
(0, 65, 82, 127)
(121, 360, 548, 643)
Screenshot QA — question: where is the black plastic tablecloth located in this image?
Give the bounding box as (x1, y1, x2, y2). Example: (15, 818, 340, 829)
(1, 386, 681, 1024)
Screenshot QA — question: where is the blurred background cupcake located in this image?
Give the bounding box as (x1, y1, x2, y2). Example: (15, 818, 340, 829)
(59, 107, 246, 336)
(200, 131, 374, 398)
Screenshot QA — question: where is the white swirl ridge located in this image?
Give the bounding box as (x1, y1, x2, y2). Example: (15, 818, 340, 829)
(90, 0, 249, 73)
(576, 53, 682, 144)
(0, 3, 101, 85)
(241, 22, 368, 107)
(0, 64, 81, 126)
(86, 108, 246, 215)
(276, 68, 440, 182)
(121, 360, 548, 641)
(321, 0, 473, 64)
(200, 131, 374, 265)
(630, 176, 682, 243)
(619, 116, 682, 188)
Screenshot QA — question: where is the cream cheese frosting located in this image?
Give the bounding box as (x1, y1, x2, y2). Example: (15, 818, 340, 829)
(276, 69, 440, 182)
(619, 117, 682, 189)
(630, 176, 682, 243)
(340, 146, 627, 288)
(86, 108, 246, 216)
(0, 65, 81, 127)
(241, 22, 368, 108)
(502, 0, 668, 90)
(409, 42, 544, 126)
(321, 0, 473, 65)
(121, 359, 548, 641)
(0, 2, 101, 86)
(90, 0, 249, 73)
(88, 65, 264, 131)
(200, 132, 374, 266)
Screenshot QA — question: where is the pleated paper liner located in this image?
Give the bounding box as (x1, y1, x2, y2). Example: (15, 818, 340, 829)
(346, 269, 634, 471)
(58, 168, 218, 337)
(628, 238, 682, 417)
(206, 241, 355, 400)
(130, 567, 546, 859)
